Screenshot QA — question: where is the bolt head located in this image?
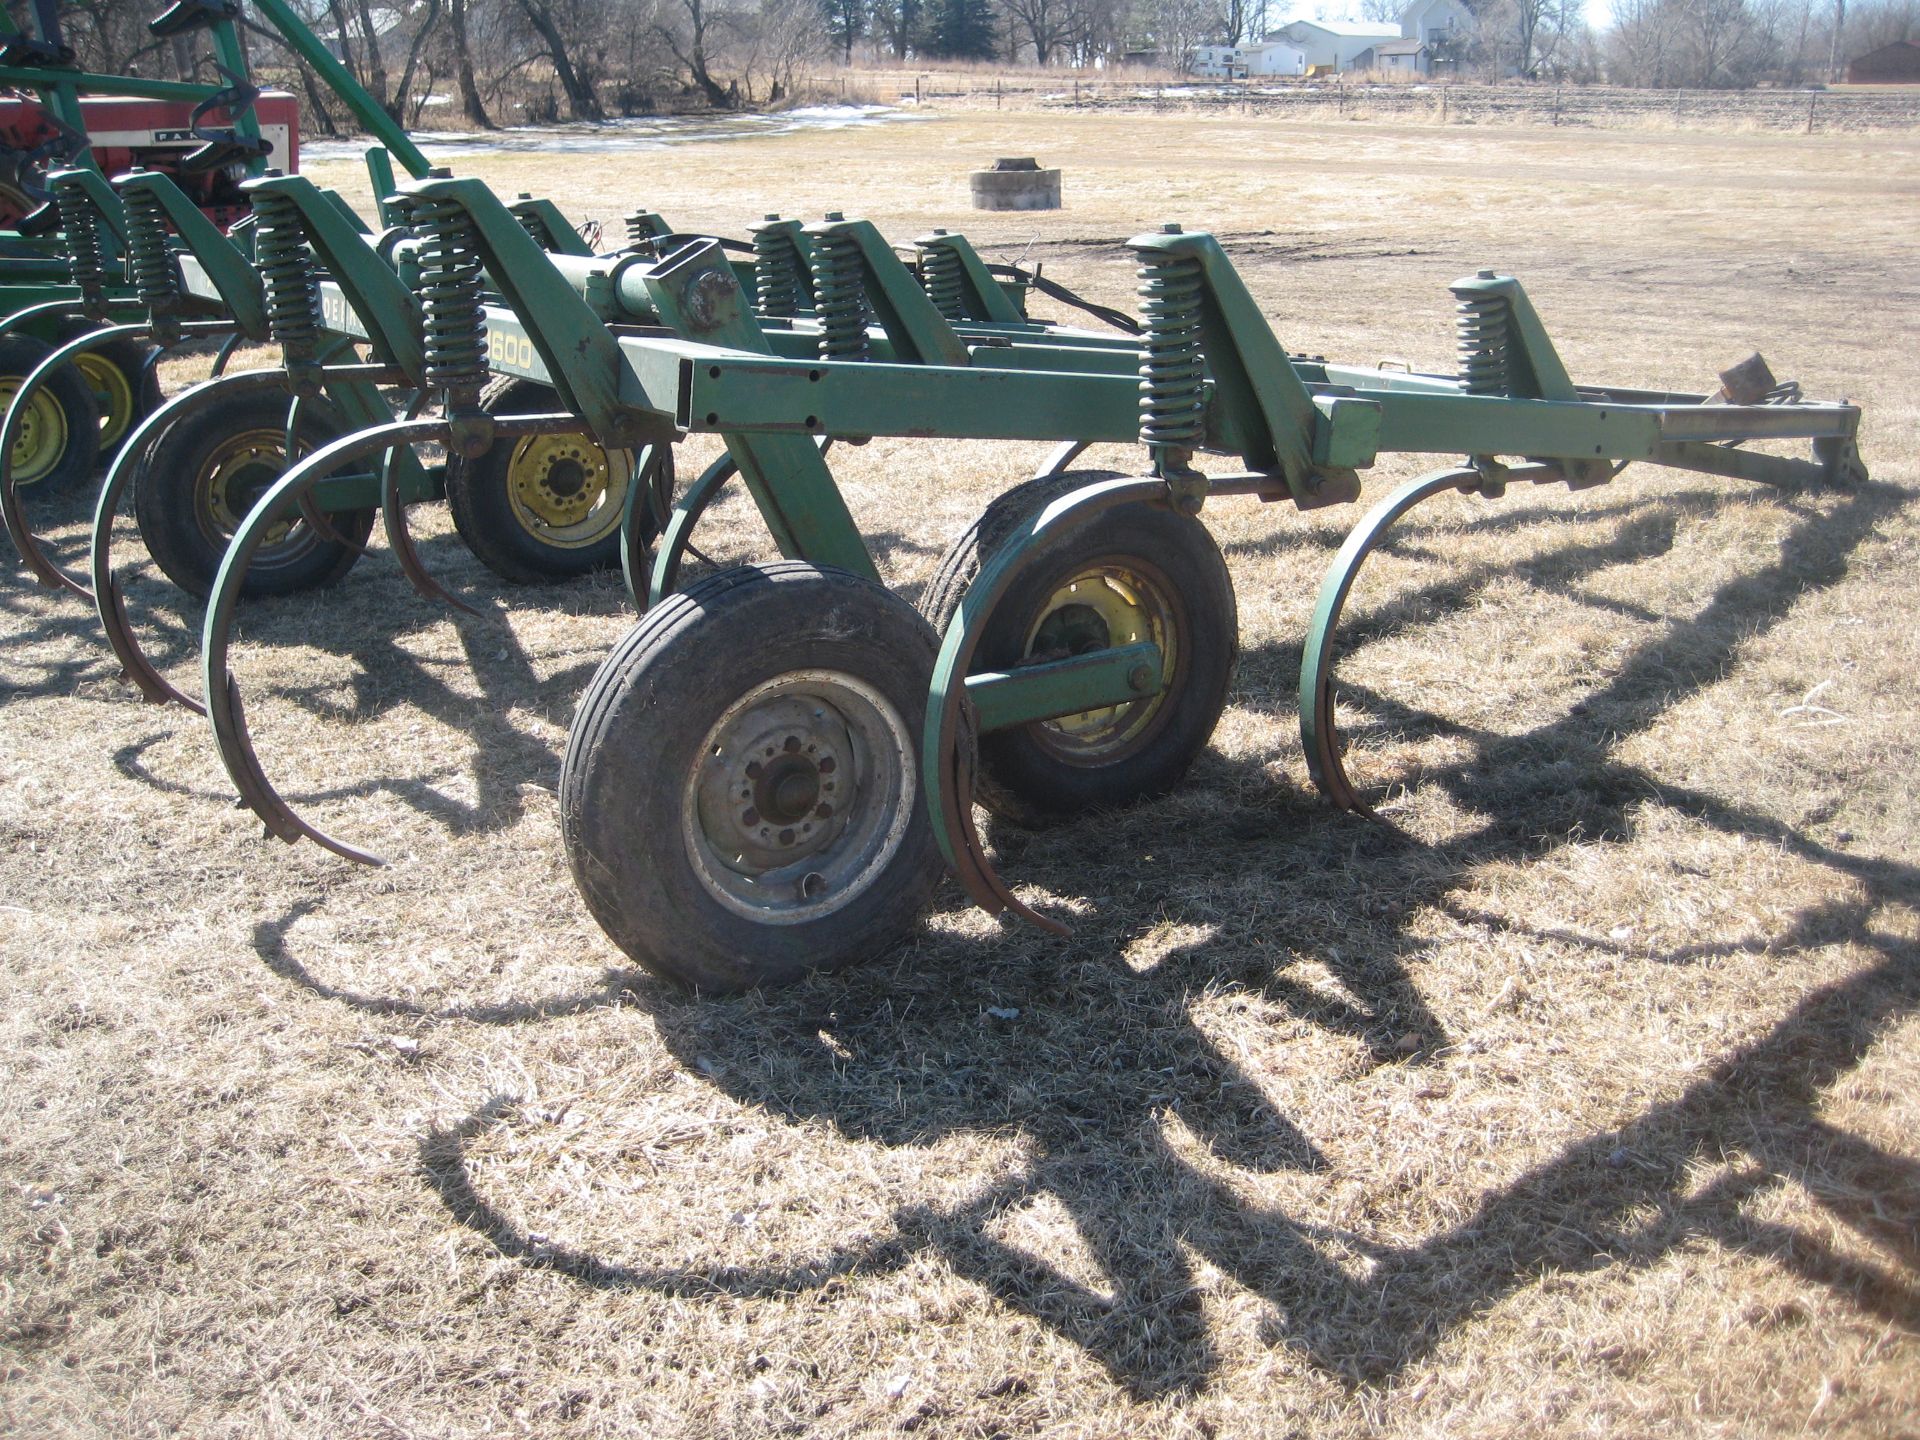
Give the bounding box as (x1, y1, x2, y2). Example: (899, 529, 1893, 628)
(1478, 268, 1497, 279)
(1127, 663, 1154, 694)
(824, 211, 845, 222)
(1160, 222, 1183, 234)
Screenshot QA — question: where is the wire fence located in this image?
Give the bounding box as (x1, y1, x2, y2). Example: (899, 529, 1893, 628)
(816, 71, 1920, 134)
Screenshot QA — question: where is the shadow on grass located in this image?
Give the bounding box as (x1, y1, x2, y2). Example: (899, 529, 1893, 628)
(407, 476, 1920, 1396)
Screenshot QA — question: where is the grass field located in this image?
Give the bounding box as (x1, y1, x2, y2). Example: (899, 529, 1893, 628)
(2, 112, 1917, 1437)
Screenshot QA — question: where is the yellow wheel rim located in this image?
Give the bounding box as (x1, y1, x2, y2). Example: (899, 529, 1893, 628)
(200, 427, 298, 549)
(1022, 563, 1178, 758)
(75, 351, 137, 451)
(505, 431, 632, 547)
(0, 374, 70, 486)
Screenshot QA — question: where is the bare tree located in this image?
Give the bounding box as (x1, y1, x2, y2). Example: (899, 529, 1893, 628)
(447, 0, 495, 127)
(657, 0, 740, 108)
(513, 0, 607, 118)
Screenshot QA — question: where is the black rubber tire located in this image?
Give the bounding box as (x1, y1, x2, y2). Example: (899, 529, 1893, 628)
(0, 333, 100, 493)
(920, 470, 1239, 827)
(561, 562, 944, 993)
(132, 390, 374, 599)
(443, 375, 670, 585)
(51, 319, 163, 459)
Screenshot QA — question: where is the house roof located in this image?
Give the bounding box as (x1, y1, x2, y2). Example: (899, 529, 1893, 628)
(1272, 19, 1401, 39)
(1374, 38, 1425, 54)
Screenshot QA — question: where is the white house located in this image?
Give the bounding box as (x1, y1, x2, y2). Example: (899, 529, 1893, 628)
(1371, 38, 1426, 73)
(1397, 0, 1474, 72)
(1267, 19, 1402, 72)
(1191, 40, 1308, 77)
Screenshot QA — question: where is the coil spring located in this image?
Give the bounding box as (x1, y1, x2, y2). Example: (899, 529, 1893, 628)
(250, 188, 321, 363)
(1132, 248, 1206, 453)
(810, 228, 868, 360)
(1451, 287, 1510, 396)
(513, 205, 549, 248)
(412, 194, 489, 401)
(121, 185, 181, 311)
(53, 179, 108, 306)
(920, 241, 967, 321)
(751, 220, 804, 318)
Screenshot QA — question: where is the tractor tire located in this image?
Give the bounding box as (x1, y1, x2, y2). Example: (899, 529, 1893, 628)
(444, 375, 669, 585)
(0, 334, 100, 494)
(132, 390, 373, 599)
(561, 562, 943, 993)
(921, 471, 1239, 828)
(52, 319, 162, 459)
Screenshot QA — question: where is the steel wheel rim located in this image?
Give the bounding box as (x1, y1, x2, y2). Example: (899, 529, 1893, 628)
(683, 669, 916, 925)
(1021, 560, 1179, 762)
(76, 351, 136, 451)
(198, 427, 308, 556)
(505, 433, 632, 548)
(0, 375, 68, 485)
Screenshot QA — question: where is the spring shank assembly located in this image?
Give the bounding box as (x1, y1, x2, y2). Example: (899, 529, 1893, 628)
(120, 171, 185, 344)
(751, 215, 805, 319)
(1452, 269, 1512, 396)
(52, 175, 111, 321)
(919, 230, 968, 321)
(809, 215, 870, 361)
(251, 184, 325, 396)
(411, 184, 493, 455)
(1131, 224, 1207, 487)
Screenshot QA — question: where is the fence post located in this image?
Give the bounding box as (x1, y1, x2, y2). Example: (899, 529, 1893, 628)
(915, 75, 922, 105)
(1807, 93, 1817, 133)
(1441, 86, 1448, 124)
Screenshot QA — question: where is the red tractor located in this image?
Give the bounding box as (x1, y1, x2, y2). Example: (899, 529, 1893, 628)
(0, 88, 298, 229)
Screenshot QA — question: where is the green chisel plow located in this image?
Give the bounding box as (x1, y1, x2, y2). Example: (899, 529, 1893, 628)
(161, 173, 1864, 994)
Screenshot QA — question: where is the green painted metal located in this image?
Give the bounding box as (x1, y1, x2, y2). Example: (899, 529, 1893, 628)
(507, 196, 593, 256)
(924, 474, 1171, 925)
(962, 639, 1165, 733)
(0, 66, 225, 104)
(641, 239, 876, 579)
(399, 173, 640, 448)
(243, 174, 422, 375)
(915, 230, 1026, 325)
(1446, 271, 1576, 401)
(805, 217, 970, 367)
(117, 169, 267, 337)
(249, 0, 433, 180)
(1299, 467, 1481, 815)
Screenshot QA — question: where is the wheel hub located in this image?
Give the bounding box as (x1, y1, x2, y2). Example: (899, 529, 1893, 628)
(509, 435, 609, 530)
(684, 670, 916, 923)
(697, 694, 852, 874)
(202, 428, 299, 548)
(1025, 565, 1176, 754)
(0, 375, 67, 485)
(75, 352, 135, 450)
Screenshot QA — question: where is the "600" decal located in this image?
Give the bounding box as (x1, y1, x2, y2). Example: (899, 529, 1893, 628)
(487, 327, 539, 371)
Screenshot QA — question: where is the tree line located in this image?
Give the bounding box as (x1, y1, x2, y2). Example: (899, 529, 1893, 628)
(54, 0, 1920, 134)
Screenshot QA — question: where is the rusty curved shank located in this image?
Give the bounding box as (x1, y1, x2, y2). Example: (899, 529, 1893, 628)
(1298, 467, 1482, 815)
(91, 370, 294, 712)
(0, 324, 151, 597)
(202, 417, 450, 866)
(921, 474, 1174, 934)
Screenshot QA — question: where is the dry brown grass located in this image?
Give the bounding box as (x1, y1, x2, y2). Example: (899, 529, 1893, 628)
(2, 111, 1917, 1437)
